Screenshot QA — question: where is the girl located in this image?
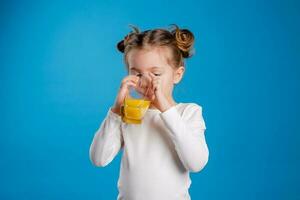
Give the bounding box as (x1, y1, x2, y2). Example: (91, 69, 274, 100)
(89, 24, 209, 200)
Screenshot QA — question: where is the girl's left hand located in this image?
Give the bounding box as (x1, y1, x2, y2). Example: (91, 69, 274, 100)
(148, 73, 173, 112)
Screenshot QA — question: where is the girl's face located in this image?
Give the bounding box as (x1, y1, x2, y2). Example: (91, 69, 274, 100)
(127, 47, 184, 99)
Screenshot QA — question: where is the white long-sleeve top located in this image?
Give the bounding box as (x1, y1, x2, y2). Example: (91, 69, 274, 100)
(89, 102, 209, 200)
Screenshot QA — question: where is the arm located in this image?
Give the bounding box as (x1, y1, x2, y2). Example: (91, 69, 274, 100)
(89, 107, 124, 167)
(159, 103, 209, 172)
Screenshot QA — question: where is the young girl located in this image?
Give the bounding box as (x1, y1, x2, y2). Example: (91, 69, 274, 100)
(89, 24, 209, 200)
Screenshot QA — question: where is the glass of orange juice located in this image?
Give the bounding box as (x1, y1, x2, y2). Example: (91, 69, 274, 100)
(121, 74, 152, 124)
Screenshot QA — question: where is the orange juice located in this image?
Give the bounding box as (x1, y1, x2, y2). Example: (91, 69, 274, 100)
(121, 97, 151, 124)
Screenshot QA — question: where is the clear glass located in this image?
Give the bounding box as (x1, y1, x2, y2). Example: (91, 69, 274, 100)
(128, 73, 152, 100)
(121, 73, 152, 124)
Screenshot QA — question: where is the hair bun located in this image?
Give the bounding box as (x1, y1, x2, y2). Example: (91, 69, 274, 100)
(170, 24, 195, 58)
(117, 24, 141, 53)
(117, 39, 125, 53)
(117, 34, 130, 53)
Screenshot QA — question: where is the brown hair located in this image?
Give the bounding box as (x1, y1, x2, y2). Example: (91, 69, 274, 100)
(116, 24, 195, 70)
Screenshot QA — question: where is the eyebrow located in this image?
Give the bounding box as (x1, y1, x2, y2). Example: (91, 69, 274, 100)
(130, 66, 161, 71)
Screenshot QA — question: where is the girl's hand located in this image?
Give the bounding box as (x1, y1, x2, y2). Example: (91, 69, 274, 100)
(111, 75, 140, 116)
(148, 73, 173, 112)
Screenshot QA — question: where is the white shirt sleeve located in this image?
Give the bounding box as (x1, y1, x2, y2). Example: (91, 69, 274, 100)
(89, 107, 124, 167)
(159, 103, 209, 173)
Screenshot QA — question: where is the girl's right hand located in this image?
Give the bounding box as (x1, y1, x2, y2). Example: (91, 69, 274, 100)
(111, 75, 140, 116)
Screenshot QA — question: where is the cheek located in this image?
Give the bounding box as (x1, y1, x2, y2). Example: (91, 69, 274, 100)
(160, 75, 173, 90)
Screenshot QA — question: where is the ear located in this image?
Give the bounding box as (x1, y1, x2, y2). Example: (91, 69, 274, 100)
(173, 66, 185, 84)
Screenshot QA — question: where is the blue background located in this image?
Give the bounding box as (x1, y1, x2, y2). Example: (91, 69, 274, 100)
(1, 0, 299, 199)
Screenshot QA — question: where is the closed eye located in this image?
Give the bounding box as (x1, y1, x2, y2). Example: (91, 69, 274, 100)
(136, 73, 161, 77)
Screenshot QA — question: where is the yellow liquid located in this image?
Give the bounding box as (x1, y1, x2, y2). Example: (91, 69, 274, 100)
(121, 97, 151, 124)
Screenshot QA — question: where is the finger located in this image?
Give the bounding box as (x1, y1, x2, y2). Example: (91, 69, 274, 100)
(122, 79, 137, 87)
(145, 91, 154, 101)
(119, 81, 137, 98)
(151, 76, 160, 82)
(152, 79, 160, 88)
(152, 80, 160, 85)
(121, 80, 137, 88)
(123, 75, 137, 83)
(152, 83, 161, 93)
(152, 81, 157, 91)
(151, 94, 155, 101)
(149, 73, 155, 79)
(149, 73, 161, 82)
(122, 75, 139, 84)
(146, 88, 154, 96)
(149, 75, 159, 82)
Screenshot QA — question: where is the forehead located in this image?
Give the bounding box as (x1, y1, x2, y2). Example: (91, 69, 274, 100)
(127, 47, 172, 71)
